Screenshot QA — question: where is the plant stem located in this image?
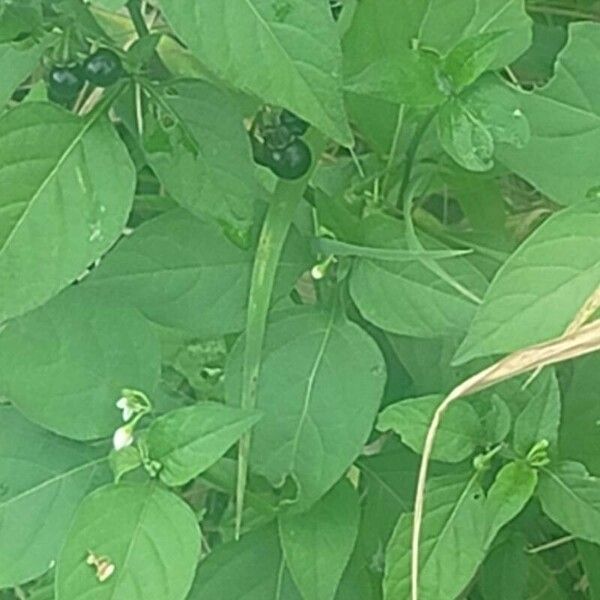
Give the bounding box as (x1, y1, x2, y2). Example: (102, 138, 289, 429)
(398, 108, 438, 209)
(126, 0, 149, 38)
(235, 135, 326, 539)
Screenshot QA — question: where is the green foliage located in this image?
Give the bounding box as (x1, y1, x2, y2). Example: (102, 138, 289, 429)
(0, 1, 599, 599)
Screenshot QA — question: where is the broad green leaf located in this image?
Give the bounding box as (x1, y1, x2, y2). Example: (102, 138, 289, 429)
(226, 308, 386, 511)
(279, 480, 360, 600)
(158, 0, 352, 145)
(559, 354, 600, 474)
(498, 23, 600, 206)
(56, 483, 200, 600)
(384, 463, 535, 600)
(0, 102, 135, 323)
(0, 408, 110, 587)
(539, 461, 600, 545)
(0, 288, 160, 440)
(454, 199, 600, 363)
(377, 394, 484, 463)
(384, 473, 485, 600)
(91, 0, 127, 9)
(189, 524, 302, 600)
(143, 80, 260, 234)
(437, 76, 530, 172)
(85, 209, 310, 338)
(350, 215, 488, 338)
(478, 533, 529, 600)
(146, 402, 262, 487)
(0, 39, 45, 109)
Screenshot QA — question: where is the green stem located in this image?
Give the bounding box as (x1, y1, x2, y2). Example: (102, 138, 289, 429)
(126, 0, 149, 38)
(398, 108, 438, 208)
(235, 135, 326, 538)
(382, 104, 406, 195)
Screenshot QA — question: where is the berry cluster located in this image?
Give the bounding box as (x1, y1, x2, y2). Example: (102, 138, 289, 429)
(250, 109, 312, 180)
(48, 48, 124, 105)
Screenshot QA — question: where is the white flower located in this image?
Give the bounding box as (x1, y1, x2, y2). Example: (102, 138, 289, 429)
(112, 425, 134, 451)
(116, 397, 134, 422)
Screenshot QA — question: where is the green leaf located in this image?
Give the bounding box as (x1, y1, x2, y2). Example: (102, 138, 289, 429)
(478, 533, 529, 600)
(157, 0, 352, 145)
(0, 407, 110, 587)
(349, 215, 488, 338)
(377, 395, 484, 463)
(539, 461, 600, 545)
(384, 472, 486, 600)
(344, 0, 531, 96)
(344, 51, 446, 107)
(484, 461, 537, 545)
(498, 23, 600, 206)
(0, 39, 45, 109)
(226, 308, 386, 511)
(189, 524, 302, 600)
(279, 480, 360, 600)
(0, 287, 160, 440)
(442, 33, 505, 91)
(143, 80, 260, 234)
(384, 463, 535, 600)
(146, 402, 262, 487)
(577, 540, 600, 600)
(56, 483, 200, 600)
(0, 1, 41, 42)
(559, 355, 600, 474)
(513, 378, 561, 456)
(438, 76, 530, 172)
(85, 209, 309, 338)
(109, 447, 143, 483)
(454, 198, 600, 363)
(0, 102, 135, 323)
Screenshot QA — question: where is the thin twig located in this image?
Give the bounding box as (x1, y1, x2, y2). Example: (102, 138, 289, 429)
(527, 535, 575, 554)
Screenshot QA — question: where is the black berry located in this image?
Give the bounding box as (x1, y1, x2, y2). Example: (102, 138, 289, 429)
(269, 139, 312, 180)
(48, 65, 85, 101)
(83, 48, 124, 87)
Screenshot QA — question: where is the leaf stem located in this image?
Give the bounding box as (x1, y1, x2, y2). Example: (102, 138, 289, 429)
(235, 136, 326, 539)
(126, 0, 149, 38)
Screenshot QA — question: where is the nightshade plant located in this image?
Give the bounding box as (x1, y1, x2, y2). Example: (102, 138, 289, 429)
(1, 1, 600, 599)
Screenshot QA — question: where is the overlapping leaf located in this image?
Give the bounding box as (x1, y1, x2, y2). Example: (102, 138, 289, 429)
(0, 408, 110, 587)
(158, 0, 352, 145)
(0, 102, 135, 323)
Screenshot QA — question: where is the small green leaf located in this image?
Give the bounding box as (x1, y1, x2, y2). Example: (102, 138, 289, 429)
(146, 402, 262, 487)
(0, 38, 46, 109)
(279, 480, 360, 600)
(377, 395, 483, 463)
(539, 462, 600, 545)
(438, 76, 530, 172)
(56, 483, 201, 600)
(0, 288, 161, 440)
(109, 447, 143, 483)
(0, 408, 110, 587)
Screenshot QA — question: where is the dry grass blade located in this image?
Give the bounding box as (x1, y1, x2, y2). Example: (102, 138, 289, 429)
(410, 318, 600, 600)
